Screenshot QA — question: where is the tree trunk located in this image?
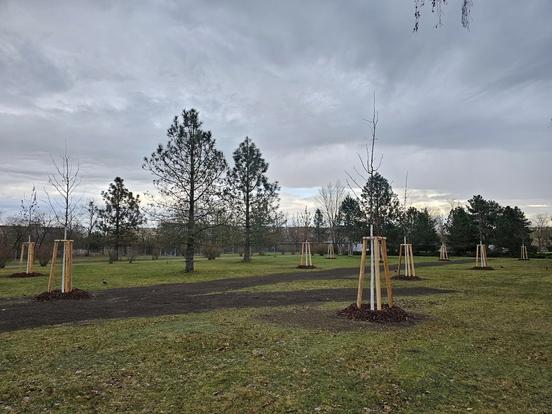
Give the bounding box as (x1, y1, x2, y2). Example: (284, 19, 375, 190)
(186, 148, 196, 272)
(243, 166, 251, 262)
(244, 201, 251, 262)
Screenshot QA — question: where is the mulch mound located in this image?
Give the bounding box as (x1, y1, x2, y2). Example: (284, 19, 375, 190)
(338, 303, 410, 323)
(34, 288, 92, 302)
(297, 265, 317, 269)
(8, 272, 45, 278)
(471, 266, 494, 271)
(391, 275, 423, 281)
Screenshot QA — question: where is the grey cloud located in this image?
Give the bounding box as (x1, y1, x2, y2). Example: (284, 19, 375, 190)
(0, 0, 551, 218)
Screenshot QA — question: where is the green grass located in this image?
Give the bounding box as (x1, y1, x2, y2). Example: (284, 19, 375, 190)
(1, 258, 551, 412)
(0, 253, 439, 299)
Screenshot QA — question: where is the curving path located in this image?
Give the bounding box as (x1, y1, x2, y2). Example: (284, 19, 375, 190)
(0, 259, 469, 332)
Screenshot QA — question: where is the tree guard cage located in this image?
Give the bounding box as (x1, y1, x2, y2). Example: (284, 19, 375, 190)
(48, 240, 74, 293)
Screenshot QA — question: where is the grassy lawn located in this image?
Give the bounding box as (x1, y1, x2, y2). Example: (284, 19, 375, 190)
(1, 258, 551, 412)
(0, 253, 440, 299)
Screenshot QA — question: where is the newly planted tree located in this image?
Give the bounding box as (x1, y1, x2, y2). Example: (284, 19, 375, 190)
(99, 177, 143, 261)
(226, 137, 279, 262)
(46, 146, 80, 239)
(143, 109, 227, 272)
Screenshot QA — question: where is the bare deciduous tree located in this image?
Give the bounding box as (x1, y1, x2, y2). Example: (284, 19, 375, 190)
(47, 146, 80, 239)
(296, 206, 312, 242)
(533, 214, 550, 253)
(413, 0, 473, 32)
(317, 181, 346, 245)
(346, 92, 383, 231)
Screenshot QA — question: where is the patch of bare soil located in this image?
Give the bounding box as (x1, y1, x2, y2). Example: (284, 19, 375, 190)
(8, 272, 45, 278)
(258, 305, 421, 331)
(296, 265, 317, 269)
(34, 288, 92, 301)
(0, 259, 467, 332)
(338, 303, 410, 323)
(391, 275, 423, 281)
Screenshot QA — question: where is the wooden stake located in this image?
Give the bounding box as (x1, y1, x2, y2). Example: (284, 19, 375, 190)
(356, 238, 367, 308)
(27, 242, 35, 274)
(520, 244, 529, 260)
(375, 238, 382, 310)
(49, 240, 74, 293)
(397, 242, 416, 278)
(476, 243, 489, 268)
(326, 243, 336, 259)
(439, 244, 449, 260)
(381, 238, 393, 307)
(397, 244, 403, 277)
(408, 244, 416, 277)
(48, 241, 59, 292)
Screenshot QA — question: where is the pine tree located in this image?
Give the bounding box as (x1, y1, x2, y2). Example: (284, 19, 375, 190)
(98, 177, 143, 261)
(360, 172, 400, 235)
(226, 137, 279, 262)
(143, 109, 227, 272)
(313, 208, 325, 242)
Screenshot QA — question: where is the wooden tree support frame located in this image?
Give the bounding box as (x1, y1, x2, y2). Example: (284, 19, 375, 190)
(356, 235, 393, 310)
(475, 242, 489, 268)
(19, 241, 35, 274)
(48, 240, 74, 293)
(439, 244, 449, 261)
(299, 241, 313, 268)
(326, 243, 336, 259)
(397, 243, 416, 278)
(520, 244, 529, 261)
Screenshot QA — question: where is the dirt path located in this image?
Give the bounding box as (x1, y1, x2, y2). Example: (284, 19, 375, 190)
(0, 259, 468, 332)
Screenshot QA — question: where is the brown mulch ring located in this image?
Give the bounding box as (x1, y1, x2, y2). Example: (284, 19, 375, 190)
(34, 288, 93, 302)
(8, 272, 45, 278)
(296, 265, 317, 269)
(338, 303, 411, 323)
(258, 306, 421, 331)
(471, 266, 494, 270)
(391, 275, 423, 281)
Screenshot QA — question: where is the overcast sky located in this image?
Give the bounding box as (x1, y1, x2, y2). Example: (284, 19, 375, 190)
(1, 0, 551, 222)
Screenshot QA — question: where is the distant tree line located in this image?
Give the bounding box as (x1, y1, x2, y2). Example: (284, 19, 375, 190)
(0, 107, 549, 269)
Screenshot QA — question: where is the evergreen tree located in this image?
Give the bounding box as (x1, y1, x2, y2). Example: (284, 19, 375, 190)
(313, 208, 325, 242)
(401, 207, 439, 253)
(98, 177, 144, 261)
(360, 172, 400, 235)
(143, 109, 227, 272)
(495, 206, 531, 256)
(445, 206, 478, 255)
(467, 195, 501, 244)
(226, 137, 279, 262)
(338, 196, 365, 249)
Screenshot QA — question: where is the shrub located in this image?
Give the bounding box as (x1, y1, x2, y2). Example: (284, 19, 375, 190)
(0, 245, 10, 269)
(108, 249, 117, 264)
(37, 245, 51, 267)
(203, 244, 221, 260)
(151, 247, 160, 260)
(128, 246, 138, 264)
